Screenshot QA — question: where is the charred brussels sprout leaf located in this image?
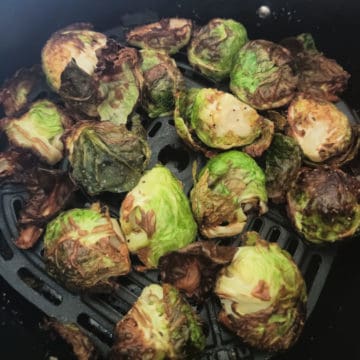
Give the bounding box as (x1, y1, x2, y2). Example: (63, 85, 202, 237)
(0, 150, 76, 249)
(158, 241, 237, 303)
(0, 65, 48, 116)
(65, 120, 150, 195)
(110, 284, 206, 360)
(287, 167, 360, 244)
(140, 49, 184, 118)
(265, 133, 302, 203)
(287, 94, 354, 165)
(120, 165, 197, 269)
(126, 18, 192, 54)
(42, 319, 98, 360)
(230, 40, 298, 110)
(281, 33, 350, 101)
(188, 18, 248, 81)
(174, 88, 273, 157)
(215, 234, 307, 351)
(44, 203, 131, 292)
(190, 150, 268, 238)
(1, 99, 70, 165)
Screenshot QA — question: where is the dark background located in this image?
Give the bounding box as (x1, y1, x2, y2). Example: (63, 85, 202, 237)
(1, 0, 360, 359)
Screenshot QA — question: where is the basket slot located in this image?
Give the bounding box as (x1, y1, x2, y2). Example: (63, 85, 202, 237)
(77, 313, 113, 347)
(158, 144, 190, 172)
(304, 254, 322, 290)
(17, 267, 62, 306)
(0, 227, 13, 260)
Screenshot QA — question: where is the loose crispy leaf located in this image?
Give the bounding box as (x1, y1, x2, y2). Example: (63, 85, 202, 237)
(158, 241, 237, 302)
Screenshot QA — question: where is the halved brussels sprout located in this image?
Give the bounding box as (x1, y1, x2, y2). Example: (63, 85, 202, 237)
(126, 18, 192, 54)
(140, 49, 184, 118)
(65, 120, 151, 195)
(1, 99, 70, 165)
(110, 284, 206, 359)
(281, 33, 350, 101)
(174, 88, 274, 157)
(287, 167, 360, 244)
(190, 150, 268, 238)
(42, 23, 107, 93)
(215, 233, 307, 351)
(230, 40, 298, 110)
(265, 133, 302, 204)
(287, 94, 353, 164)
(44, 203, 131, 292)
(188, 18, 248, 81)
(120, 165, 197, 269)
(42, 24, 143, 124)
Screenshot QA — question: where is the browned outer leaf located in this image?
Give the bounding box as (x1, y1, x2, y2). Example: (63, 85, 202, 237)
(43, 319, 98, 360)
(158, 241, 237, 302)
(127, 18, 192, 54)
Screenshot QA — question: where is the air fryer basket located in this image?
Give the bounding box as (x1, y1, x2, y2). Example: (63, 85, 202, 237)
(0, 1, 359, 359)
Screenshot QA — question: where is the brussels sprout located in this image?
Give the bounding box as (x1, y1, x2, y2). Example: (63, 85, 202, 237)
(42, 24, 142, 124)
(281, 33, 350, 101)
(174, 88, 274, 157)
(230, 40, 298, 110)
(65, 120, 151, 195)
(215, 233, 307, 351)
(1, 99, 70, 165)
(110, 284, 206, 360)
(287, 167, 360, 244)
(140, 49, 184, 118)
(44, 203, 131, 292)
(120, 165, 197, 269)
(265, 133, 302, 203)
(158, 241, 237, 303)
(190, 150, 268, 238)
(42, 23, 107, 93)
(0, 65, 47, 116)
(287, 94, 354, 164)
(43, 319, 98, 360)
(126, 18, 192, 54)
(188, 18, 248, 81)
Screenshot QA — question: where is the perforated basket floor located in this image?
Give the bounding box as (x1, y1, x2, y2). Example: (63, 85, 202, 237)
(2, 23, 357, 359)
(0, 114, 338, 360)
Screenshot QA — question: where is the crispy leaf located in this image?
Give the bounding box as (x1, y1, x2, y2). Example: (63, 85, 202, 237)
(127, 18, 192, 54)
(158, 241, 237, 302)
(42, 319, 98, 360)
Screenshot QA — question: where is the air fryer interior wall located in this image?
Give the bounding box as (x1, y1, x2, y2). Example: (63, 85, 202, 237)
(0, 1, 360, 359)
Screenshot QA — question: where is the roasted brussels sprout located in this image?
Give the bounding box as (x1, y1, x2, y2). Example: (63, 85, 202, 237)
(42, 24, 143, 124)
(265, 133, 302, 203)
(281, 33, 350, 101)
(190, 150, 268, 238)
(230, 40, 298, 110)
(159, 241, 237, 303)
(126, 18, 192, 54)
(43, 319, 98, 360)
(188, 18, 248, 81)
(110, 284, 206, 360)
(287, 94, 355, 164)
(120, 165, 197, 269)
(287, 167, 360, 244)
(0, 65, 48, 116)
(215, 233, 307, 351)
(174, 88, 274, 157)
(1, 99, 70, 165)
(140, 49, 184, 118)
(44, 203, 131, 292)
(65, 120, 150, 195)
